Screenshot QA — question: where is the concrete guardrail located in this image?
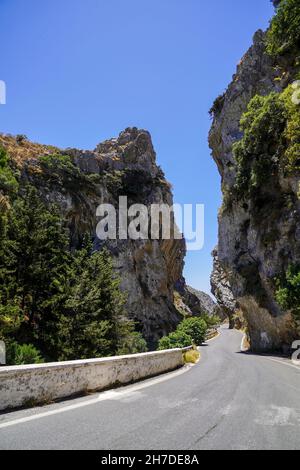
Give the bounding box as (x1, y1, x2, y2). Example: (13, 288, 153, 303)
(0, 348, 185, 411)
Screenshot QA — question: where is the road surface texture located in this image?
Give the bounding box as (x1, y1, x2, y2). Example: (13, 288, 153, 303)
(0, 326, 299, 450)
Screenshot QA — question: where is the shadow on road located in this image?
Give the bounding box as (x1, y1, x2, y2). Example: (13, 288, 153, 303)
(235, 350, 291, 360)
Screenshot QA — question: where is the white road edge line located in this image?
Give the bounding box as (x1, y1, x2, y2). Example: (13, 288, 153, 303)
(0, 363, 194, 430)
(263, 356, 300, 372)
(239, 334, 300, 371)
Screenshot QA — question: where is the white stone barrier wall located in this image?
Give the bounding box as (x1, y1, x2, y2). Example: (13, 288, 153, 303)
(0, 348, 184, 411)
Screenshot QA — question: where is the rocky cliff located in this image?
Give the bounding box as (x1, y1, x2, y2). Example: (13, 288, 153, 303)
(183, 285, 223, 318)
(0, 128, 185, 348)
(210, 247, 236, 328)
(209, 0, 300, 351)
(173, 277, 223, 321)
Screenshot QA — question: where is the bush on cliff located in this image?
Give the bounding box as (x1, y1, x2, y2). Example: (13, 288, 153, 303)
(39, 153, 103, 193)
(233, 85, 300, 201)
(209, 93, 226, 118)
(275, 265, 300, 331)
(266, 0, 300, 57)
(0, 146, 18, 195)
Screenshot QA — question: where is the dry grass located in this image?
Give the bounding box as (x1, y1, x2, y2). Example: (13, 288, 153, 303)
(206, 329, 219, 341)
(183, 349, 200, 364)
(0, 133, 60, 167)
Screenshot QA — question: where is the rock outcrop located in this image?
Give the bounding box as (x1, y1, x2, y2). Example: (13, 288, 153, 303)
(0, 128, 186, 348)
(174, 278, 223, 320)
(184, 285, 223, 318)
(210, 248, 236, 328)
(209, 6, 300, 351)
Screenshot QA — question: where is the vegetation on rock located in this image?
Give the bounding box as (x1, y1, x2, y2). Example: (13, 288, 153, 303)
(0, 146, 18, 196)
(39, 153, 101, 192)
(233, 85, 300, 201)
(209, 93, 226, 118)
(266, 0, 300, 57)
(275, 265, 300, 332)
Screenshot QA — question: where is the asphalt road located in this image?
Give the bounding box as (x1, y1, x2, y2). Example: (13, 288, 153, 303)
(0, 326, 300, 450)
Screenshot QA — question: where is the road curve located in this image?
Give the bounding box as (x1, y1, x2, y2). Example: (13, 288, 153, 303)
(0, 326, 300, 450)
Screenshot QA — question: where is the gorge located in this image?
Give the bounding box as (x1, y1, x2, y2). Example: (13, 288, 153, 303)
(0, 0, 299, 361)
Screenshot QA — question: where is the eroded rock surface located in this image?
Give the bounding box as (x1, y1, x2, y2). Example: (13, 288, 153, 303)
(210, 248, 236, 328)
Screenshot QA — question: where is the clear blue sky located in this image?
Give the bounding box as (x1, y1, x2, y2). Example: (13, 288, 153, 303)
(0, 0, 274, 294)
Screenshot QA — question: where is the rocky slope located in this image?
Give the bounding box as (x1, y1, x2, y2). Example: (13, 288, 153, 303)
(209, 1, 300, 351)
(184, 285, 223, 318)
(210, 247, 236, 328)
(174, 277, 223, 320)
(0, 128, 185, 348)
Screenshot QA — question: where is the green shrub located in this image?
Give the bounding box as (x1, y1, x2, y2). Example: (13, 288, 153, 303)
(117, 331, 148, 355)
(40, 153, 76, 170)
(275, 265, 300, 330)
(7, 343, 44, 365)
(0, 302, 22, 338)
(177, 317, 208, 346)
(103, 171, 124, 198)
(281, 86, 300, 173)
(220, 185, 235, 213)
(0, 147, 18, 195)
(266, 0, 300, 57)
(200, 313, 220, 328)
(39, 153, 82, 182)
(233, 93, 286, 199)
(158, 331, 193, 351)
(233, 86, 300, 201)
(39, 153, 99, 193)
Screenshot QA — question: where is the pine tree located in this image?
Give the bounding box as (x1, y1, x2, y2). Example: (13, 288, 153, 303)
(0, 185, 72, 353)
(56, 249, 132, 360)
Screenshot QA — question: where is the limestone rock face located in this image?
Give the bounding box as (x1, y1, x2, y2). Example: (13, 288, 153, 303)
(174, 278, 223, 320)
(0, 128, 186, 348)
(210, 248, 236, 328)
(209, 29, 300, 351)
(184, 285, 223, 319)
